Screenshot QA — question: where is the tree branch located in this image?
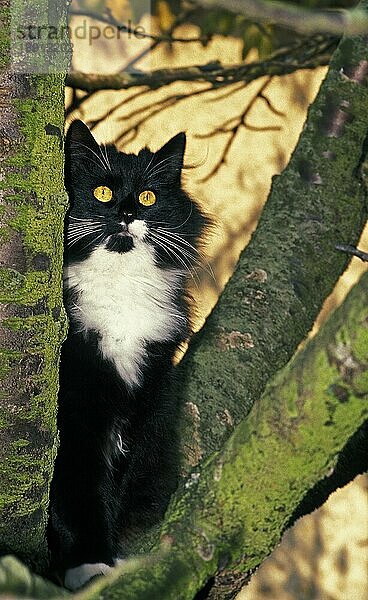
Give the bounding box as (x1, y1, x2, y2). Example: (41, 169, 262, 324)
(68, 8, 210, 45)
(195, 77, 283, 181)
(66, 35, 336, 91)
(195, 0, 368, 36)
(80, 270, 368, 600)
(176, 20, 368, 468)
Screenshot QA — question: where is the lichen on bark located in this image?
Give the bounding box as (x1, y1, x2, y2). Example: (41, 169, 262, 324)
(178, 26, 368, 466)
(0, 0, 69, 570)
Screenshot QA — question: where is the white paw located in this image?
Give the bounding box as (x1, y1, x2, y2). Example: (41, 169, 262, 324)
(64, 563, 112, 591)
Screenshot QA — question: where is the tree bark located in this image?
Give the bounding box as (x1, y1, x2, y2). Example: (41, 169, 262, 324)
(178, 22, 368, 469)
(65, 42, 334, 91)
(0, 0, 69, 570)
(79, 262, 368, 600)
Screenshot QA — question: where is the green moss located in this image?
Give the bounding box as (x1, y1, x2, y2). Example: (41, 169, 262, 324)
(352, 325, 368, 363)
(0, 269, 49, 304)
(0, 349, 22, 381)
(0, 10, 69, 569)
(0, 2, 10, 70)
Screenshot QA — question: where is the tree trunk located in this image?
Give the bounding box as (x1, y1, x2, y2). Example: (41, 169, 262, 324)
(178, 23, 368, 469)
(0, 0, 69, 571)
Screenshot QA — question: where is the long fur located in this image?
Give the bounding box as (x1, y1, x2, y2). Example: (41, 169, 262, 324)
(48, 121, 207, 590)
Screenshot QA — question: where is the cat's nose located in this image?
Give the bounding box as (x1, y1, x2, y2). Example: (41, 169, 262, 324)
(120, 212, 134, 226)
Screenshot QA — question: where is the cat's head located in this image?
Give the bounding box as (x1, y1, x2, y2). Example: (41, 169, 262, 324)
(64, 120, 207, 270)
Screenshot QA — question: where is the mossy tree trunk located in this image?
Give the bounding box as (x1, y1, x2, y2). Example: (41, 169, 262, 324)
(178, 27, 368, 469)
(0, 0, 69, 571)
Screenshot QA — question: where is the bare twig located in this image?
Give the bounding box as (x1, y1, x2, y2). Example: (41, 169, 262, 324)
(112, 86, 218, 146)
(118, 4, 200, 72)
(195, 0, 368, 36)
(68, 8, 210, 45)
(336, 243, 368, 262)
(195, 78, 282, 180)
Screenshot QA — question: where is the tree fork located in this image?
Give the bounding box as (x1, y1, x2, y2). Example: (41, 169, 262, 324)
(77, 18, 368, 600)
(81, 257, 368, 600)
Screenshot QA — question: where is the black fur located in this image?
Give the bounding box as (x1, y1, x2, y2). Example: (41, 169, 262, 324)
(48, 121, 207, 580)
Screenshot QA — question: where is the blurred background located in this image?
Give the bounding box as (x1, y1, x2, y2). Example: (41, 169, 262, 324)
(65, 1, 368, 597)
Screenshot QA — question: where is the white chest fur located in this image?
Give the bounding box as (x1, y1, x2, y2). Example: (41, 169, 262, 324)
(64, 243, 184, 388)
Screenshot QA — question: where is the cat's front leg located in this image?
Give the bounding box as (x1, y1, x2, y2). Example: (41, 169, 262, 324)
(49, 396, 125, 590)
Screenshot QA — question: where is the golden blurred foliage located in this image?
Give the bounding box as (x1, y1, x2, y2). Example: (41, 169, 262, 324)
(156, 0, 176, 30)
(239, 475, 368, 600)
(105, 0, 132, 22)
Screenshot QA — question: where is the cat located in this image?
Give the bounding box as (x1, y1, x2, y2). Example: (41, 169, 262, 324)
(48, 120, 207, 591)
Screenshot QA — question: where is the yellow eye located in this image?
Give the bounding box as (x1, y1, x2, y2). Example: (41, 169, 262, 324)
(93, 186, 113, 202)
(139, 190, 156, 207)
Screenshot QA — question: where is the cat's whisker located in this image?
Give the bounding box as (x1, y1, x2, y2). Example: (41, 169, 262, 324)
(148, 231, 200, 288)
(69, 217, 106, 222)
(148, 232, 191, 273)
(141, 154, 156, 179)
(144, 156, 174, 181)
(67, 226, 104, 240)
(83, 231, 106, 251)
(146, 165, 172, 180)
(68, 235, 104, 251)
(144, 208, 196, 233)
(68, 225, 103, 234)
(70, 153, 108, 173)
(147, 224, 196, 237)
(72, 142, 110, 171)
(71, 142, 110, 173)
(67, 227, 105, 247)
(158, 205, 194, 231)
(153, 229, 201, 264)
(156, 228, 216, 282)
(68, 222, 103, 228)
(156, 228, 199, 254)
(132, 275, 184, 296)
(150, 233, 202, 289)
(144, 220, 174, 228)
(101, 144, 112, 172)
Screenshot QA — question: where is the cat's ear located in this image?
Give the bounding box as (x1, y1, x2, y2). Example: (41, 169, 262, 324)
(65, 120, 100, 153)
(155, 132, 186, 173)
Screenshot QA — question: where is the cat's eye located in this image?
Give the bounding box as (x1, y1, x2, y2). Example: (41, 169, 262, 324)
(94, 186, 113, 203)
(139, 190, 156, 207)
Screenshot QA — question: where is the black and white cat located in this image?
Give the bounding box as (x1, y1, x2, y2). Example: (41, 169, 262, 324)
(49, 121, 207, 590)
